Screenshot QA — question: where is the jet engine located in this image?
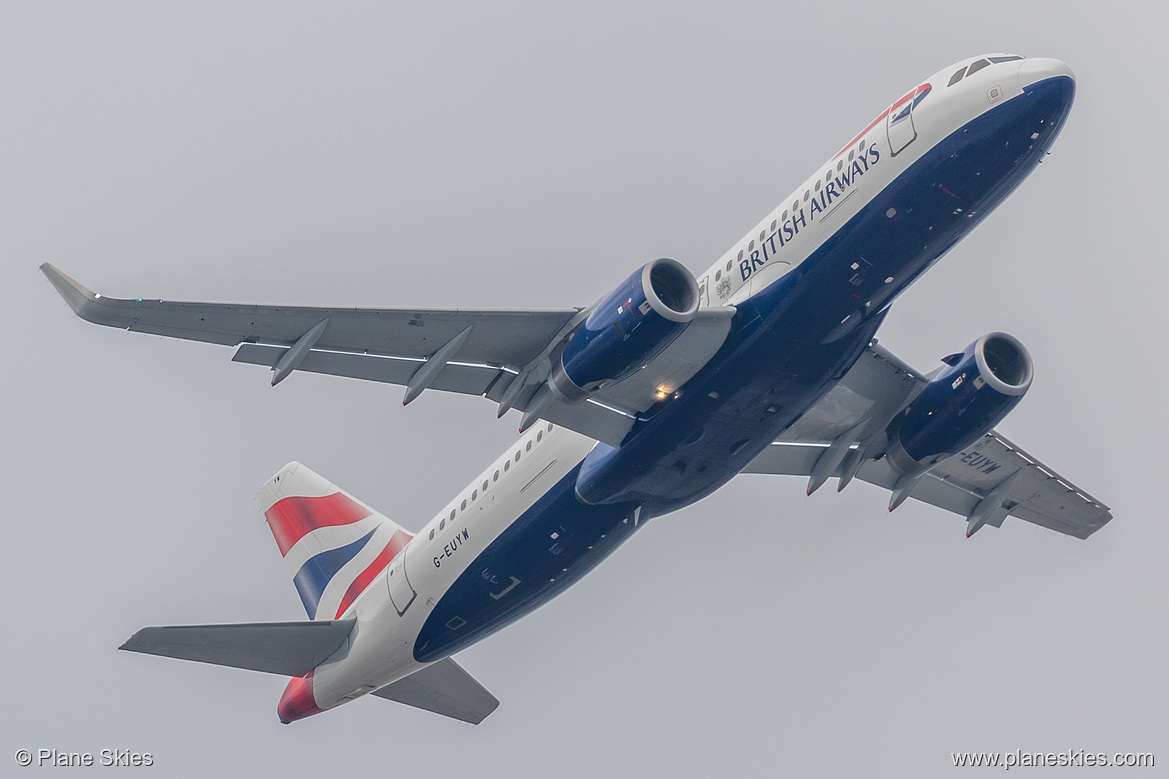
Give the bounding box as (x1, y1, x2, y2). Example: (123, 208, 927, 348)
(549, 258, 699, 403)
(885, 332, 1033, 477)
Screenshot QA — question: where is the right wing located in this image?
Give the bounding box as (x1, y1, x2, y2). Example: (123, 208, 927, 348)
(42, 264, 736, 446)
(742, 345, 1112, 539)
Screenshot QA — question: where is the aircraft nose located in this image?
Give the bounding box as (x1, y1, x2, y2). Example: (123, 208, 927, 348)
(1017, 58, 1076, 89)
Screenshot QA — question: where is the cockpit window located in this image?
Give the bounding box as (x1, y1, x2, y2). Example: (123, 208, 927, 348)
(948, 67, 965, 87)
(966, 59, 991, 77)
(989, 55, 1024, 63)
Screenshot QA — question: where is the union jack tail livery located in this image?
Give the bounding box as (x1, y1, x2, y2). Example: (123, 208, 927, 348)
(257, 463, 413, 620)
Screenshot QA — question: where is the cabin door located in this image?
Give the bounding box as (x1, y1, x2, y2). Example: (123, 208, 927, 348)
(886, 91, 918, 156)
(387, 547, 417, 616)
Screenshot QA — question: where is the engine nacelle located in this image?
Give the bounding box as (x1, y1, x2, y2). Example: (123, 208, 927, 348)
(885, 332, 1033, 477)
(550, 258, 699, 403)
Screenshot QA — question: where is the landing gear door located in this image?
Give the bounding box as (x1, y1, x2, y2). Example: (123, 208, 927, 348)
(885, 90, 918, 156)
(387, 546, 416, 616)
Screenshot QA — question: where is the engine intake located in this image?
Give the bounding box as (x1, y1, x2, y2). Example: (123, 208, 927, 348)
(550, 258, 699, 403)
(886, 332, 1033, 477)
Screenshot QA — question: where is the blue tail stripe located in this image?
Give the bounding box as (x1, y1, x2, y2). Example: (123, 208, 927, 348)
(292, 528, 377, 619)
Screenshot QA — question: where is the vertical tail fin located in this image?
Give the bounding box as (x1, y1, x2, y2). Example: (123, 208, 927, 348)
(257, 463, 412, 620)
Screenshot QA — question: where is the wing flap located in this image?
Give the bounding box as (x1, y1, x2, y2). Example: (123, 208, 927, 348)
(541, 400, 635, 448)
(371, 657, 500, 725)
(233, 343, 505, 396)
(119, 619, 355, 677)
(741, 442, 826, 476)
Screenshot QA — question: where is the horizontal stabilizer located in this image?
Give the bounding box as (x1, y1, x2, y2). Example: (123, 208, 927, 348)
(372, 658, 499, 725)
(120, 619, 355, 677)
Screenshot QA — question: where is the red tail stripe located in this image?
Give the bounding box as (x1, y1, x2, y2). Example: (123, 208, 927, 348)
(277, 671, 324, 724)
(265, 492, 372, 556)
(333, 529, 413, 619)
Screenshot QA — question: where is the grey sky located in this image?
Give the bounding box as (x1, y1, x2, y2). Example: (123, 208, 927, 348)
(3, 2, 1164, 776)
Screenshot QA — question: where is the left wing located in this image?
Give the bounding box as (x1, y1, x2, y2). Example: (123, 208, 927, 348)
(41, 264, 735, 446)
(742, 345, 1112, 539)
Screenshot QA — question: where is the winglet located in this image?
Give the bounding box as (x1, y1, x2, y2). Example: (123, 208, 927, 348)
(39, 263, 146, 328)
(41, 263, 98, 314)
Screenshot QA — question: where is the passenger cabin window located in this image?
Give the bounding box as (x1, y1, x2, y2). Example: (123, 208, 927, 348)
(440, 518, 446, 530)
(715, 270, 721, 281)
(967, 59, 990, 76)
(472, 490, 478, 500)
(948, 67, 965, 87)
(770, 220, 777, 231)
(429, 529, 435, 540)
(449, 509, 455, 521)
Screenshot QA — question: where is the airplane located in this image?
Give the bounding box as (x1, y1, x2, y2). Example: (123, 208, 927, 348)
(42, 54, 1111, 725)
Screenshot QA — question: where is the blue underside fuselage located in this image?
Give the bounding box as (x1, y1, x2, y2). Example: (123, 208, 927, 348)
(415, 75, 1075, 663)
